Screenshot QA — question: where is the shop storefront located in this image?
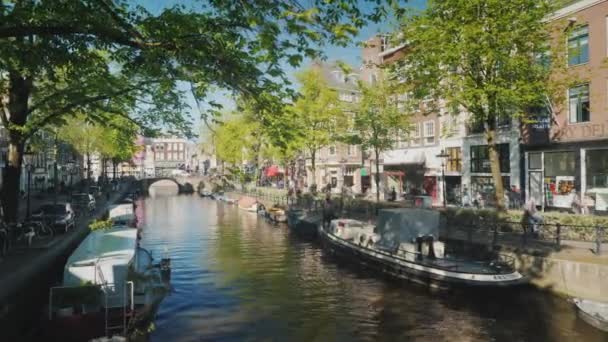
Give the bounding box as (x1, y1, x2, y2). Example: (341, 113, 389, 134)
(584, 148, 608, 212)
(525, 146, 608, 213)
(466, 143, 514, 207)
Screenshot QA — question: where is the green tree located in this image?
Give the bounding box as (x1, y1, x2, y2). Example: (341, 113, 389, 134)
(395, 0, 551, 209)
(0, 0, 399, 221)
(348, 80, 410, 202)
(56, 114, 105, 184)
(213, 115, 260, 167)
(98, 116, 140, 180)
(291, 68, 344, 189)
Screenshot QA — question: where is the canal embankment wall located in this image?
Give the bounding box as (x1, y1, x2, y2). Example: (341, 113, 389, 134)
(0, 184, 135, 339)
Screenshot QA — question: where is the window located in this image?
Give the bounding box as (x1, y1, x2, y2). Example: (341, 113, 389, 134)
(397, 129, 408, 148)
(332, 70, 345, 83)
(347, 145, 356, 156)
(568, 25, 589, 66)
(529, 153, 542, 170)
(446, 147, 462, 172)
(544, 151, 576, 177)
(179, 144, 184, 151)
(470, 144, 510, 173)
(569, 84, 590, 123)
(424, 121, 435, 145)
(380, 35, 389, 52)
(586, 149, 608, 189)
(411, 123, 422, 146)
(329, 146, 336, 155)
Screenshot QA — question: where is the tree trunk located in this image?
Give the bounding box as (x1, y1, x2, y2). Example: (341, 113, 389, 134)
(375, 148, 380, 203)
(2, 141, 24, 222)
(310, 149, 316, 188)
(486, 128, 505, 210)
(86, 152, 92, 188)
(1, 72, 32, 222)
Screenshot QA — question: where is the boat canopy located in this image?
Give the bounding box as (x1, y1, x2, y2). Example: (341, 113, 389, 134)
(108, 203, 135, 225)
(376, 208, 439, 247)
(63, 227, 138, 287)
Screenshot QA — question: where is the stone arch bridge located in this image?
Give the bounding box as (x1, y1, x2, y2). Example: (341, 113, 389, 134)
(138, 176, 209, 194)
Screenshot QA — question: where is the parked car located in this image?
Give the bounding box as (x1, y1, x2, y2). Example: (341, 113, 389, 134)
(33, 203, 75, 233)
(72, 193, 96, 213)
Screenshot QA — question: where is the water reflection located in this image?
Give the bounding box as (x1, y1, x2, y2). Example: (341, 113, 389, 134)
(138, 195, 607, 342)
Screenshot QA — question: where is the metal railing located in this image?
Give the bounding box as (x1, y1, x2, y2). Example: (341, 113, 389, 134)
(442, 220, 605, 255)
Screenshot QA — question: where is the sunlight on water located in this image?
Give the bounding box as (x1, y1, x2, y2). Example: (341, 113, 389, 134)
(137, 195, 608, 342)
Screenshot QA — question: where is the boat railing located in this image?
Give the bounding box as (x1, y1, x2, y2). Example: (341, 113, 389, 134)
(327, 229, 517, 275)
(48, 281, 134, 321)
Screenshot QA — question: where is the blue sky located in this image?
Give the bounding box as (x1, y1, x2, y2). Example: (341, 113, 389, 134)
(132, 0, 427, 135)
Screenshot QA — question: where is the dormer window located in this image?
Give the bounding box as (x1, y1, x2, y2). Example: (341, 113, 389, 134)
(331, 70, 345, 83)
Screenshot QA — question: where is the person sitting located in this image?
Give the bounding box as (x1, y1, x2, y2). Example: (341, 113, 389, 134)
(523, 198, 543, 238)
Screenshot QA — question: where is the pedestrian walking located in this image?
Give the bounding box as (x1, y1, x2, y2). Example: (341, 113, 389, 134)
(322, 194, 335, 229)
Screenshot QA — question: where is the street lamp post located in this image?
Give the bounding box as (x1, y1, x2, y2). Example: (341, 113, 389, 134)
(23, 146, 35, 219)
(436, 149, 450, 208)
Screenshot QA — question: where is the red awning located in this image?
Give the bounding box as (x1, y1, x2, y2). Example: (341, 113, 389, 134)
(265, 165, 280, 177)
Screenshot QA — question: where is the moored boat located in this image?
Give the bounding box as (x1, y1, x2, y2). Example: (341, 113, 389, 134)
(198, 190, 213, 197)
(319, 208, 525, 289)
(46, 226, 170, 341)
(287, 208, 320, 236)
(238, 197, 258, 212)
(574, 298, 608, 332)
(267, 207, 287, 223)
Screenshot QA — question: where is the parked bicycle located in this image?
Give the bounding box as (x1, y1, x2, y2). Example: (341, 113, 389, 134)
(25, 216, 55, 240)
(7, 222, 36, 248)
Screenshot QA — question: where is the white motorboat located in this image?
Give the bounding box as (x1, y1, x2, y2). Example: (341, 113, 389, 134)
(574, 298, 608, 332)
(46, 226, 170, 340)
(319, 209, 526, 289)
(107, 203, 135, 226)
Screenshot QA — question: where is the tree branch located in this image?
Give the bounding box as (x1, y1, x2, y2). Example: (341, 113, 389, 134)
(0, 25, 148, 48)
(24, 80, 161, 138)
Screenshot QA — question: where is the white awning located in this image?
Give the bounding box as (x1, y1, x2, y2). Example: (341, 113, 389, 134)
(383, 149, 426, 165)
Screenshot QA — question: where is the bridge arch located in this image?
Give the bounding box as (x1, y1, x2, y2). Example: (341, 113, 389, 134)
(139, 176, 206, 194)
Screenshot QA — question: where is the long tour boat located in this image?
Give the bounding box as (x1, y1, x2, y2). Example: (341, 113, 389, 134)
(319, 208, 525, 289)
(46, 225, 170, 341)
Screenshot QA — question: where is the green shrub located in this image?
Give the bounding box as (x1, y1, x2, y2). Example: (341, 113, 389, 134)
(89, 219, 112, 231)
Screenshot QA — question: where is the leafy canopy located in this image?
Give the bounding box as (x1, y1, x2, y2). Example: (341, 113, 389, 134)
(349, 80, 410, 153)
(291, 67, 345, 158)
(0, 0, 404, 141)
(394, 0, 552, 127)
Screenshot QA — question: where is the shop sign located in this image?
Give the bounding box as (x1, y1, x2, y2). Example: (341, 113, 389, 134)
(531, 116, 550, 130)
(562, 121, 608, 140)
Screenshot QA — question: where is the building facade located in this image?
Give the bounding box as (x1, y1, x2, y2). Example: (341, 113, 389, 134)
(361, 34, 523, 206)
(305, 61, 374, 195)
(523, 0, 608, 213)
(149, 137, 189, 176)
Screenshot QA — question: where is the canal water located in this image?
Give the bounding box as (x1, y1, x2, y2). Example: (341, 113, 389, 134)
(139, 193, 607, 342)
